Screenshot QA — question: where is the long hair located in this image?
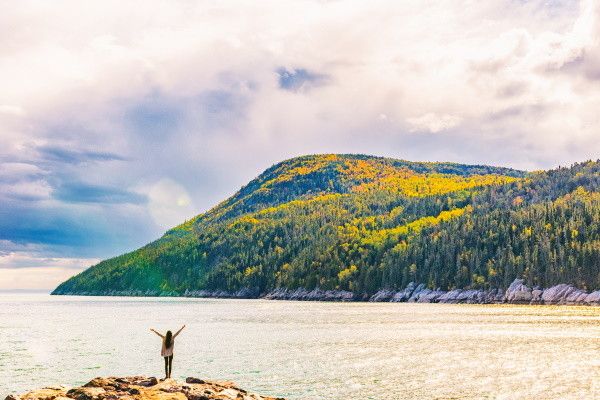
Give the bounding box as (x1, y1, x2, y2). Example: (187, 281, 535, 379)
(165, 330, 173, 348)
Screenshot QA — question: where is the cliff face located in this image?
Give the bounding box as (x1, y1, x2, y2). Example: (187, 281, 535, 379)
(5, 376, 283, 400)
(51, 279, 600, 306)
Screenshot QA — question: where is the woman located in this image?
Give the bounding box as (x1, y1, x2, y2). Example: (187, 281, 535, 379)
(150, 325, 185, 379)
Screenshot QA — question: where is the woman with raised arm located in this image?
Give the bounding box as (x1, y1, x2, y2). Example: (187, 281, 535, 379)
(150, 325, 185, 379)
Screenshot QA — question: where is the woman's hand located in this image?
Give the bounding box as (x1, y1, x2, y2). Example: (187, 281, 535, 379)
(150, 329, 164, 338)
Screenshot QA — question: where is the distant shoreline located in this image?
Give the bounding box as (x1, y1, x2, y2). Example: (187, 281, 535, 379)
(51, 279, 600, 307)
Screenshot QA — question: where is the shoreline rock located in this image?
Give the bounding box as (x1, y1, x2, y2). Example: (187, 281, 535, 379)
(6, 376, 283, 400)
(53, 279, 600, 306)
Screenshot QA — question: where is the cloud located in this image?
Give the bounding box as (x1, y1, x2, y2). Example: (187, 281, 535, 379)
(0, 0, 599, 287)
(0, 240, 99, 289)
(37, 145, 128, 164)
(54, 182, 146, 204)
(407, 113, 463, 133)
(0, 105, 25, 116)
(0, 266, 96, 290)
(2, 179, 53, 201)
(0, 251, 98, 270)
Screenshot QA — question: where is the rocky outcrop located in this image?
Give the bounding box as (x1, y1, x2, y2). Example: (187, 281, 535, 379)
(264, 280, 600, 306)
(504, 279, 533, 303)
(369, 289, 396, 302)
(540, 284, 587, 305)
(503, 280, 600, 306)
(54, 279, 600, 306)
(6, 376, 283, 400)
(263, 288, 356, 301)
(584, 291, 600, 305)
(390, 282, 417, 302)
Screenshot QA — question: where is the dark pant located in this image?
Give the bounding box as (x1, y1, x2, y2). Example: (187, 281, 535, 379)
(164, 355, 173, 378)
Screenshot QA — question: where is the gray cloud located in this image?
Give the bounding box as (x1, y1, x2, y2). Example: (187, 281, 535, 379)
(37, 145, 128, 164)
(53, 182, 146, 204)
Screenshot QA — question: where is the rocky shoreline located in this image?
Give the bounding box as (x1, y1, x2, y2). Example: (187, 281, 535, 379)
(5, 376, 283, 400)
(52, 279, 600, 306)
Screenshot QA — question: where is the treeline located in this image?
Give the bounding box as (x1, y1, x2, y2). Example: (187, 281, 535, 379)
(53, 155, 600, 296)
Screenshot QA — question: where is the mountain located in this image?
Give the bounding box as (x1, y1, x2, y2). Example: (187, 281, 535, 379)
(52, 154, 600, 297)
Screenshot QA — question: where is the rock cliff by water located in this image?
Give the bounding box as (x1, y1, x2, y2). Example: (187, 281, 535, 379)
(5, 376, 283, 400)
(54, 279, 600, 306)
(262, 278, 600, 305)
(362, 279, 600, 306)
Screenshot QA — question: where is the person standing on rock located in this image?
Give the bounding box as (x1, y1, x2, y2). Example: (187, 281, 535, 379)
(150, 325, 185, 379)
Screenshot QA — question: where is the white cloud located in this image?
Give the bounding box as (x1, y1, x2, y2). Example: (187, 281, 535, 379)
(0, 251, 100, 290)
(0, 267, 90, 290)
(1, 179, 52, 200)
(0, 252, 98, 270)
(407, 113, 463, 133)
(0, 105, 25, 116)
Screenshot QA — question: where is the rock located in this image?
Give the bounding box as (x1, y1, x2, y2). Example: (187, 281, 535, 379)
(369, 289, 396, 302)
(407, 283, 427, 302)
(436, 289, 458, 303)
(416, 290, 445, 303)
(390, 282, 417, 302)
(14, 387, 67, 400)
(505, 279, 533, 303)
(263, 288, 355, 301)
(531, 288, 543, 303)
(484, 289, 505, 303)
(584, 291, 600, 305)
(10, 376, 282, 400)
(541, 283, 587, 305)
(66, 387, 105, 400)
(185, 378, 206, 384)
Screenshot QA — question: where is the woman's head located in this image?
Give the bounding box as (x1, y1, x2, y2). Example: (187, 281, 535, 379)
(165, 330, 173, 348)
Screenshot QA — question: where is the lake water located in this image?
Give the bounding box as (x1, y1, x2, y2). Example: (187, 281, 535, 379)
(1, 294, 600, 399)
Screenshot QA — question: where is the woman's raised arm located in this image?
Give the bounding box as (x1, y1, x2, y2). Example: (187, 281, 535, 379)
(173, 324, 186, 338)
(150, 328, 164, 338)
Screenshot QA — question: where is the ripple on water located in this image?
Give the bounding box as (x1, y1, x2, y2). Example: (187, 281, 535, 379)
(2, 295, 600, 399)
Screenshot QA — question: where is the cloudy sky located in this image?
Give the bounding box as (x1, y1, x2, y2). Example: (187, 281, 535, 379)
(1, 0, 599, 290)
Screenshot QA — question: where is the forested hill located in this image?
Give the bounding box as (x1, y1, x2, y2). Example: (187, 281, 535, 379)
(53, 154, 600, 297)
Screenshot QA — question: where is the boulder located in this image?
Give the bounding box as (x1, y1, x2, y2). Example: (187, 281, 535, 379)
(541, 284, 587, 305)
(504, 279, 533, 303)
(416, 290, 445, 303)
(484, 289, 505, 303)
(390, 282, 417, 302)
(14, 387, 67, 400)
(407, 284, 427, 302)
(185, 378, 206, 384)
(584, 291, 600, 305)
(369, 289, 396, 302)
(531, 288, 543, 303)
(66, 387, 105, 400)
(437, 289, 460, 303)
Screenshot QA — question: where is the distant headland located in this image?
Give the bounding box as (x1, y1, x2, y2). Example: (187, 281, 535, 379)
(52, 154, 600, 301)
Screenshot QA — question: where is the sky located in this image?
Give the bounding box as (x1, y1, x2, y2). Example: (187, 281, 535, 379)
(1, 0, 599, 290)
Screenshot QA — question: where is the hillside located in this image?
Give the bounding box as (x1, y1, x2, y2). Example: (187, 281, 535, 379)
(52, 154, 600, 297)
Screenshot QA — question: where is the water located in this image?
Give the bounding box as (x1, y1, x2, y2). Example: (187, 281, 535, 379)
(1, 294, 600, 399)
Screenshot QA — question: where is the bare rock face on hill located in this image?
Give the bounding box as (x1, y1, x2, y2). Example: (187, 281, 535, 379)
(5, 376, 284, 400)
